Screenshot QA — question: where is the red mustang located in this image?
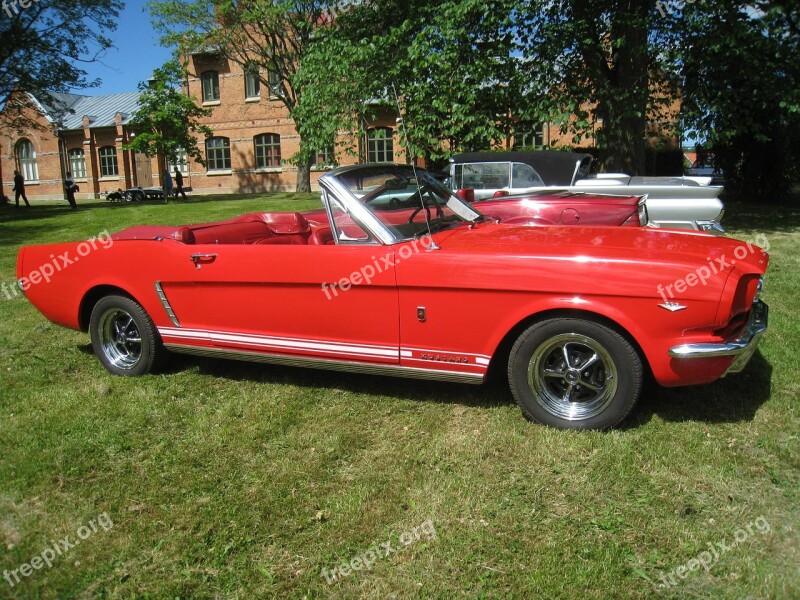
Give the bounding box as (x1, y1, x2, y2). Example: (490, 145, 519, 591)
(16, 164, 768, 429)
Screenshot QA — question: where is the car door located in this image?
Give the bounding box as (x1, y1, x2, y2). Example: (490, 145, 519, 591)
(157, 238, 399, 366)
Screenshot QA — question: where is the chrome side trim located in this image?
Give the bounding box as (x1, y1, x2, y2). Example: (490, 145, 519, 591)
(669, 301, 768, 375)
(154, 281, 180, 327)
(163, 344, 485, 385)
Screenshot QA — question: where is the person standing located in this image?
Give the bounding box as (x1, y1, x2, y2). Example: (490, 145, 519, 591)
(162, 169, 173, 203)
(174, 168, 187, 200)
(64, 172, 78, 209)
(12, 170, 30, 207)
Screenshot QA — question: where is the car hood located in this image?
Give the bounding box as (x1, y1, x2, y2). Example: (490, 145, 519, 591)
(435, 223, 767, 274)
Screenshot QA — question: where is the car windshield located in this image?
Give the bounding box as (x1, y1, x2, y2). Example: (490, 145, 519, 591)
(331, 165, 483, 241)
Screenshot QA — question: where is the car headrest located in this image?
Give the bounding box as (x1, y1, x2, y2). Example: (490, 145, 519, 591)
(170, 227, 195, 244)
(261, 212, 311, 234)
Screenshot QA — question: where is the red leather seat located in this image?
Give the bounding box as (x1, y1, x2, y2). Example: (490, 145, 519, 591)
(253, 235, 309, 245)
(309, 227, 335, 245)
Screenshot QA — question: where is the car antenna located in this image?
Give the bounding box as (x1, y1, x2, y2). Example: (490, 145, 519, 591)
(391, 84, 440, 250)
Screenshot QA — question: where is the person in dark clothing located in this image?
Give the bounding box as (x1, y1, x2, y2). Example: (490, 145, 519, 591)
(65, 172, 78, 209)
(174, 168, 187, 200)
(12, 170, 30, 207)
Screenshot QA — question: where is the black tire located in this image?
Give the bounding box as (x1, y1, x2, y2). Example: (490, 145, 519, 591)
(508, 318, 642, 430)
(89, 295, 166, 376)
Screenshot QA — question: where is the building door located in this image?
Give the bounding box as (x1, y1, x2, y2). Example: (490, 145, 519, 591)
(134, 153, 152, 188)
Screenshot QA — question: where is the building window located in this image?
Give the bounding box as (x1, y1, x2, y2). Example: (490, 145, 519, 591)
(16, 139, 38, 181)
(68, 148, 86, 178)
(206, 137, 231, 171)
(98, 146, 119, 177)
(202, 70, 220, 102)
(366, 127, 393, 163)
(254, 133, 281, 168)
(514, 121, 545, 149)
(267, 69, 281, 97)
(168, 148, 188, 174)
(314, 146, 335, 168)
(245, 65, 260, 99)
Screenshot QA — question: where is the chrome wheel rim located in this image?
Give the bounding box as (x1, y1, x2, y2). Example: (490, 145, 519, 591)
(527, 333, 618, 421)
(98, 308, 142, 370)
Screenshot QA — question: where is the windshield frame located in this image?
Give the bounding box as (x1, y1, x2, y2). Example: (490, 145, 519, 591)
(319, 164, 484, 245)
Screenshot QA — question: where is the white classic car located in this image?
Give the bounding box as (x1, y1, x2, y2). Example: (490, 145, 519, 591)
(449, 151, 725, 233)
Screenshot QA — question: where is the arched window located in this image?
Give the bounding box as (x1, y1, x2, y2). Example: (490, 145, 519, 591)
(366, 127, 393, 163)
(98, 146, 118, 176)
(69, 148, 86, 178)
(202, 70, 220, 102)
(206, 137, 231, 171)
(254, 133, 281, 168)
(16, 139, 38, 181)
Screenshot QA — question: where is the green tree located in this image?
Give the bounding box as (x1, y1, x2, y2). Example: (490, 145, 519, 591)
(125, 60, 214, 172)
(675, 1, 800, 200)
(148, 0, 339, 193)
(0, 0, 122, 132)
(297, 0, 528, 165)
(515, 0, 680, 175)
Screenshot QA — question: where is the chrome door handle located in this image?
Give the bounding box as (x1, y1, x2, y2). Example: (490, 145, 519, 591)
(190, 253, 217, 269)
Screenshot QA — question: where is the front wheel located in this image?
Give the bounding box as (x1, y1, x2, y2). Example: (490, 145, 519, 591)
(508, 318, 643, 429)
(89, 295, 166, 376)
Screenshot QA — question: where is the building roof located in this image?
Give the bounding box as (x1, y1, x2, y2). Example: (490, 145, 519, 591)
(31, 91, 142, 131)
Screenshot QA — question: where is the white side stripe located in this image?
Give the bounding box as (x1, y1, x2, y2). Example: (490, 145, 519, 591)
(158, 327, 490, 366)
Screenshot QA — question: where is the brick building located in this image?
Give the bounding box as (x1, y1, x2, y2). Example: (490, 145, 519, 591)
(181, 49, 405, 195)
(0, 52, 679, 202)
(0, 52, 406, 202)
(0, 92, 163, 202)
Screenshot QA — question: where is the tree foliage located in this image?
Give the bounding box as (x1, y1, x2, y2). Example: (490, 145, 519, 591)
(125, 60, 214, 168)
(297, 0, 526, 166)
(0, 0, 122, 132)
(673, 0, 800, 200)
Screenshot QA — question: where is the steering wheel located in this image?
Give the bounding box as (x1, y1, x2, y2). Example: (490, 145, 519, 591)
(389, 197, 401, 210)
(405, 188, 444, 224)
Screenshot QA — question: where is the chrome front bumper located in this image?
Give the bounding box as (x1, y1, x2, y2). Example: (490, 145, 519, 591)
(668, 300, 768, 376)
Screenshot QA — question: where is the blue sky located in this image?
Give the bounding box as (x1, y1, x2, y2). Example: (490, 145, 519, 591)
(74, 1, 174, 96)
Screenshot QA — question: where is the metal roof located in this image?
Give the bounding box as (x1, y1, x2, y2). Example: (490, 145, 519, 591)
(33, 91, 143, 131)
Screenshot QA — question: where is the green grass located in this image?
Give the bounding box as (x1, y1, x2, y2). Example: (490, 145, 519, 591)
(1, 196, 798, 599)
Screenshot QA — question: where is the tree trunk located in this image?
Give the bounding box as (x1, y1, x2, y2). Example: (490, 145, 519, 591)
(295, 147, 312, 193)
(574, 0, 651, 175)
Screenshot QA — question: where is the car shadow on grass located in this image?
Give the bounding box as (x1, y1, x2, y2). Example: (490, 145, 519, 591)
(723, 201, 800, 234)
(625, 351, 773, 428)
(146, 348, 773, 428)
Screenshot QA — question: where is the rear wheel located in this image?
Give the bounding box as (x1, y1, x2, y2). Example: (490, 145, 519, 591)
(508, 318, 642, 429)
(89, 295, 165, 376)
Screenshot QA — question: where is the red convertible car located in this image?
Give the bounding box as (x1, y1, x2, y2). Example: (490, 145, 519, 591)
(17, 164, 769, 429)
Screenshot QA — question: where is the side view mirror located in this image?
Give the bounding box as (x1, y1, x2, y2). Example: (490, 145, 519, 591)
(456, 188, 475, 203)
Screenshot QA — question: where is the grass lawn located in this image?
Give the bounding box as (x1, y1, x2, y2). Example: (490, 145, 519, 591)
(0, 195, 798, 598)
